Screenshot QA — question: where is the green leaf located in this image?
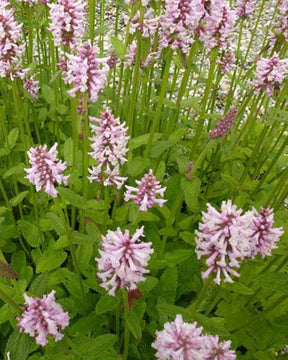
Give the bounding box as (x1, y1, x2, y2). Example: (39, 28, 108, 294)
(58, 187, 85, 209)
(5, 331, 30, 360)
(129, 133, 162, 151)
(7, 128, 19, 149)
(150, 140, 176, 158)
(257, 272, 288, 295)
(42, 85, 55, 105)
(9, 191, 29, 207)
(95, 295, 120, 314)
(222, 281, 254, 295)
(157, 303, 191, 320)
(110, 36, 126, 59)
(18, 220, 41, 247)
(181, 177, 201, 212)
(29, 273, 48, 296)
(124, 310, 142, 340)
(3, 163, 25, 179)
(127, 156, 147, 177)
(36, 250, 67, 273)
(159, 267, 178, 304)
(138, 276, 158, 293)
(165, 249, 193, 267)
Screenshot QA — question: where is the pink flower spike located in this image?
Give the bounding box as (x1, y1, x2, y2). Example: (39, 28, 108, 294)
(96, 226, 153, 296)
(24, 75, 40, 99)
(124, 170, 167, 211)
(195, 200, 254, 285)
(62, 42, 108, 104)
(245, 207, 284, 258)
(252, 55, 288, 95)
(16, 290, 69, 346)
(0, 1, 26, 79)
(152, 315, 205, 360)
(203, 336, 236, 360)
(209, 107, 238, 139)
(88, 109, 129, 189)
(48, 0, 85, 50)
(236, 0, 256, 19)
(25, 143, 69, 198)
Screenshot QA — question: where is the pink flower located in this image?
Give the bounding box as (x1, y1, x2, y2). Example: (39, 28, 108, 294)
(0, 1, 26, 79)
(195, 200, 254, 284)
(128, 8, 160, 38)
(272, 0, 288, 43)
(203, 336, 236, 360)
(252, 55, 288, 95)
(96, 226, 153, 296)
(209, 107, 237, 139)
(159, 0, 204, 52)
(48, 0, 85, 50)
(25, 143, 69, 198)
(152, 315, 205, 360)
(218, 50, 235, 74)
(17, 290, 69, 346)
(152, 315, 236, 360)
(199, 2, 236, 50)
(236, 0, 256, 18)
(62, 42, 108, 104)
(23, 75, 40, 99)
(124, 169, 166, 211)
(245, 207, 284, 258)
(88, 109, 129, 189)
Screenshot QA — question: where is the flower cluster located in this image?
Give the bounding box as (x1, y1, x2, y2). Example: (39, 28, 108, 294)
(209, 107, 238, 139)
(88, 109, 129, 189)
(199, 1, 236, 51)
(128, 8, 159, 38)
(48, 0, 85, 50)
(160, 0, 204, 53)
(23, 75, 40, 99)
(25, 143, 69, 198)
(152, 314, 236, 360)
(219, 50, 235, 74)
(272, 0, 288, 43)
(236, 0, 256, 19)
(252, 55, 288, 95)
(0, 0, 26, 79)
(17, 290, 69, 346)
(195, 200, 283, 284)
(96, 227, 153, 296)
(62, 42, 108, 104)
(125, 169, 166, 211)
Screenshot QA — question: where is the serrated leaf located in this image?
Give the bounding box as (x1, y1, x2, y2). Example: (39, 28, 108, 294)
(5, 331, 30, 360)
(257, 272, 288, 295)
(9, 191, 29, 207)
(157, 303, 191, 320)
(124, 310, 142, 340)
(36, 250, 67, 273)
(127, 156, 147, 177)
(58, 187, 85, 209)
(150, 140, 176, 158)
(181, 177, 201, 212)
(95, 295, 120, 314)
(0, 260, 18, 280)
(18, 220, 41, 247)
(159, 267, 178, 304)
(42, 85, 55, 105)
(165, 249, 193, 266)
(29, 273, 48, 296)
(222, 281, 254, 295)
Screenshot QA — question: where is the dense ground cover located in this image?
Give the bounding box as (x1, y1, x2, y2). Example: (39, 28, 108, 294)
(0, 0, 288, 359)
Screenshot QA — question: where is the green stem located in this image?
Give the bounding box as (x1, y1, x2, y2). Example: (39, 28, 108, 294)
(89, 0, 96, 44)
(143, 48, 173, 160)
(122, 290, 130, 360)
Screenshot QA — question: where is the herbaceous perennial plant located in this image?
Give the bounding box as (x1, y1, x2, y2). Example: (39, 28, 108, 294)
(0, 0, 288, 358)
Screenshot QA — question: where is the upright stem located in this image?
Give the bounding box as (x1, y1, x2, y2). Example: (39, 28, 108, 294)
(122, 290, 130, 360)
(89, 0, 96, 44)
(143, 48, 173, 160)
